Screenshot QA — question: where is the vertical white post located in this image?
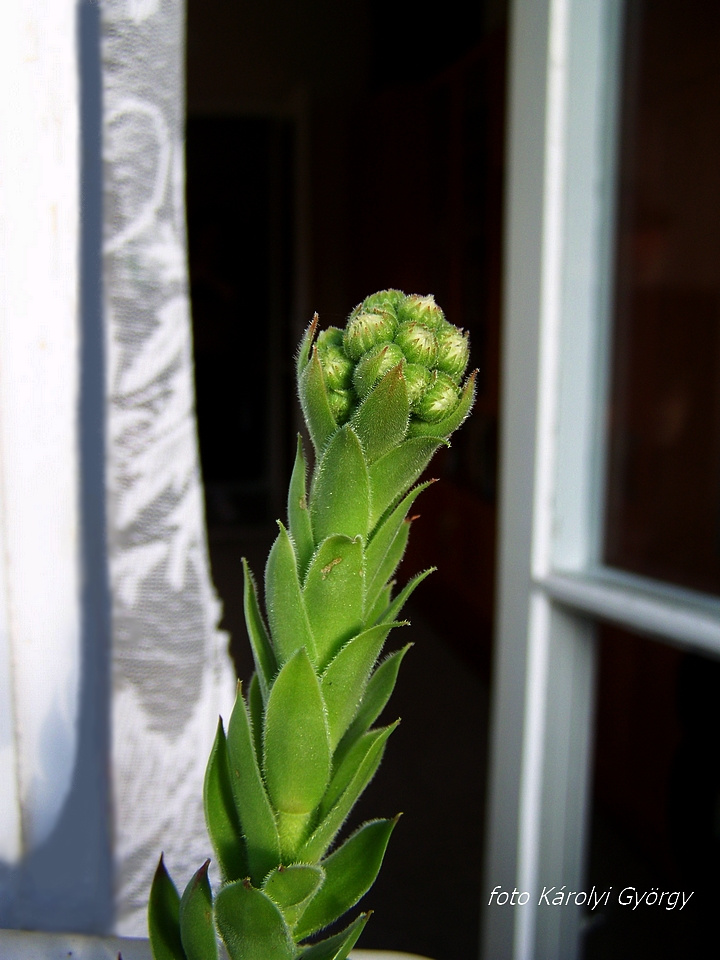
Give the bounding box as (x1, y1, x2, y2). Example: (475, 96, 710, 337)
(482, 1, 622, 957)
(0, 0, 81, 867)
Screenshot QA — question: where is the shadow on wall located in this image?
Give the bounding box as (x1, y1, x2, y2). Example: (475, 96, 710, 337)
(0, 1, 113, 933)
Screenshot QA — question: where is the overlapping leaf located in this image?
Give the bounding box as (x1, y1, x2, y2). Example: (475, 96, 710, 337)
(203, 720, 247, 883)
(295, 819, 397, 939)
(303, 535, 364, 667)
(215, 882, 295, 960)
(263, 864, 324, 927)
(321, 622, 405, 750)
(301, 721, 399, 863)
(264, 649, 331, 820)
(242, 560, 276, 699)
(226, 685, 281, 884)
(179, 861, 217, 960)
(148, 856, 185, 960)
(265, 524, 316, 664)
(299, 346, 338, 455)
(297, 913, 370, 959)
(310, 425, 370, 542)
(368, 437, 443, 529)
(350, 364, 409, 463)
(149, 292, 475, 960)
(288, 436, 314, 578)
(335, 645, 412, 765)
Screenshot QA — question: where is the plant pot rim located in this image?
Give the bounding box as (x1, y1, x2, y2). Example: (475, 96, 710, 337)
(0, 930, 435, 960)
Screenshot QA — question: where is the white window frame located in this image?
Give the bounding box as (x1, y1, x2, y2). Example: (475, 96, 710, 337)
(482, 1, 720, 958)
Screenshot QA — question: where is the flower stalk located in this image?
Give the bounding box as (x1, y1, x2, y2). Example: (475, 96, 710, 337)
(148, 290, 475, 960)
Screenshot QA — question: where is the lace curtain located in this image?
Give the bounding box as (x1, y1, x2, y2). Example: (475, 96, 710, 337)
(0, 0, 235, 934)
(101, 0, 236, 935)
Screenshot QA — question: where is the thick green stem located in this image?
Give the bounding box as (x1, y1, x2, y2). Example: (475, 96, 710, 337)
(276, 810, 313, 861)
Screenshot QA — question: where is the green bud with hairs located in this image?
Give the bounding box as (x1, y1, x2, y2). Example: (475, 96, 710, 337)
(149, 290, 475, 960)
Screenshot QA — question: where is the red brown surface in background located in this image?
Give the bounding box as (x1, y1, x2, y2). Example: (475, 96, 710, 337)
(595, 0, 720, 885)
(342, 35, 507, 679)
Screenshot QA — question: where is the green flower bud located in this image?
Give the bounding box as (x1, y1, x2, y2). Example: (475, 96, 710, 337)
(347, 301, 363, 322)
(412, 370, 460, 423)
(343, 312, 396, 361)
(353, 342, 404, 399)
(362, 289, 405, 316)
(394, 321, 438, 368)
(326, 388, 355, 424)
(316, 326, 344, 351)
(397, 294, 445, 331)
(150, 287, 476, 960)
(318, 338, 353, 391)
(434, 323, 469, 383)
(403, 362, 433, 411)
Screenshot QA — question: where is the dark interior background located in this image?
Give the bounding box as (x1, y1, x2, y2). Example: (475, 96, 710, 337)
(183, 2, 720, 957)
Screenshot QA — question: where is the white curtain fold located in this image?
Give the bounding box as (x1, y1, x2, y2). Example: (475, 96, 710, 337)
(99, 0, 235, 934)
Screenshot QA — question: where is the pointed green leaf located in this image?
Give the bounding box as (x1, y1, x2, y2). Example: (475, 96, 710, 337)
(366, 581, 392, 626)
(321, 622, 405, 750)
(248, 671, 264, 763)
(368, 437, 443, 529)
(364, 480, 433, 597)
(335, 646, 412, 765)
(215, 881, 294, 960)
(203, 719, 247, 883)
(303, 535, 364, 668)
(298, 913, 370, 959)
(299, 346, 338, 455)
(148, 855, 186, 960)
(379, 568, 435, 625)
(319, 723, 397, 821)
(407, 370, 477, 438)
(179, 860, 217, 960)
(288, 436, 314, 578)
(350, 364, 409, 463)
(263, 864, 324, 927)
(296, 315, 318, 377)
(310, 426, 370, 543)
(242, 559, 277, 699)
(364, 521, 410, 619)
(265, 523, 316, 664)
(301, 722, 398, 863)
(226, 685, 281, 884)
(264, 648, 331, 816)
(295, 819, 398, 940)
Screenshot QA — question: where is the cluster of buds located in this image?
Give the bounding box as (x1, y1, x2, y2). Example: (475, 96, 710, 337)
(149, 292, 475, 960)
(311, 290, 472, 435)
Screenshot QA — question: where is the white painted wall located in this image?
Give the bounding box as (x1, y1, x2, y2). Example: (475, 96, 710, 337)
(0, 0, 82, 869)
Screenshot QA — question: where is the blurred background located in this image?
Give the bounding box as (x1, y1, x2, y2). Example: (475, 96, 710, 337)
(185, 2, 504, 956)
(184, 1, 720, 958)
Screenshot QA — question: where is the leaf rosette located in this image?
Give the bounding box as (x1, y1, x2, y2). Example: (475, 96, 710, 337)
(149, 290, 475, 960)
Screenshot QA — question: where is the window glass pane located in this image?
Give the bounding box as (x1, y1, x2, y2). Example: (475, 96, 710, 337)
(584, 623, 717, 958)
(603, 0, 720, 594)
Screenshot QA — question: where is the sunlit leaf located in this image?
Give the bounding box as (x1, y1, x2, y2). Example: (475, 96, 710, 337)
(303, 535, 364, 668)
(264, 649, 331, 817)
(215, 881, 294, 960)
(295, 819, 397, 939)
(265, 524, 316, 664)
(226, 685, 281, 884)
(203, 719, 247, 883)
(148, 855, 186, 960)
(179, 860, 217, 960)
(310, 426, 370, 543)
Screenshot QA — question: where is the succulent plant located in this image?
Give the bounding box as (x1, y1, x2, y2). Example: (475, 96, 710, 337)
(148, 290, 475, 960)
